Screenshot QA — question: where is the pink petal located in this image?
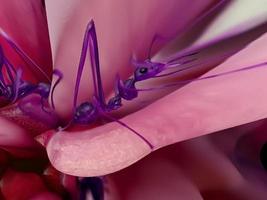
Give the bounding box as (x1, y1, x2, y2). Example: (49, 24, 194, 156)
(194, 0, 267, 46)
(46, 0, 218, 118)
(0, 0, 52, 82)
(0, 116, 40, 148)
(1, 170, 47, 199)
(46, 31, 267, 176)
(42, 166, 78, 199)
(30, 192, 61, 200)
(107, 150, 203, 200)
(0, 94, 58, 154)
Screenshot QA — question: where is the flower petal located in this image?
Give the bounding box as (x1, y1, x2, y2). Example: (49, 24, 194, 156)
(1, 170, 47, 200)
(46, 0, 218, 117)
(46, 31, 267, 176)
(107, 150, 203, 200)
(194, 0, 267, 46)
(0, 116, 40, 149)
(0, 0, 52, 82)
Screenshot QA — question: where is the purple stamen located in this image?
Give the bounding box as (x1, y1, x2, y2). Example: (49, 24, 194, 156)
(3, 58, 17, 89)
(72, 22, 92, 112)
(87, 22, 106, 107)
(3, 55, 16, 73)
(72, 20, 106, 112)
(0, 37, 55, 107)
(0, 47, 12, 89)
(50, 69, 63, 109)
(35, 82, 50, 98)
(0, 28, 51, 82)
(11, 68, 23, 103)
(4, 62, 15, 84)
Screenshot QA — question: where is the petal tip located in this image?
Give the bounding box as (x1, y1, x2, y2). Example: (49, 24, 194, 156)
(35, 130, 56, 147)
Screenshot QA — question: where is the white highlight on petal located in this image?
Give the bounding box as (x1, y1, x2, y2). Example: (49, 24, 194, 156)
(45, 0, 80, 62)
(195, 0, 267, 46)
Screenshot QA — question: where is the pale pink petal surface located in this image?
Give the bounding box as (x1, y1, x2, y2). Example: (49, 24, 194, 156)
(46, 31, 267, 176)
(0, 0, 266, 199)
(103, 121, 267, 199)
(46, 0, 217, 118)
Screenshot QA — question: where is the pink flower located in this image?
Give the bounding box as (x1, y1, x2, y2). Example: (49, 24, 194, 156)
(1, 0, 267, 199)
(45, 0, 267, 176)
(0, 1, 77, 199)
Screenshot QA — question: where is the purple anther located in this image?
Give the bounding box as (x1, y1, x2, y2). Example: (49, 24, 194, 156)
(17, 82, 37, 99)
(74, 102, 98, 124)
(117, 78, 138, 100)
(35, 82, 50, 98)
(107, 95, 122, 111)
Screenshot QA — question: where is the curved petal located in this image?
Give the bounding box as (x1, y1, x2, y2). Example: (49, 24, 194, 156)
(0, 116, 40, 149)
(0, 0, 52, 82)
(193, 0, 267, 46)
(45, 30, 267, 176)
(46, 0, 218, 118)
(0, 1, 54, 156)
(107, 151, 203, 200)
